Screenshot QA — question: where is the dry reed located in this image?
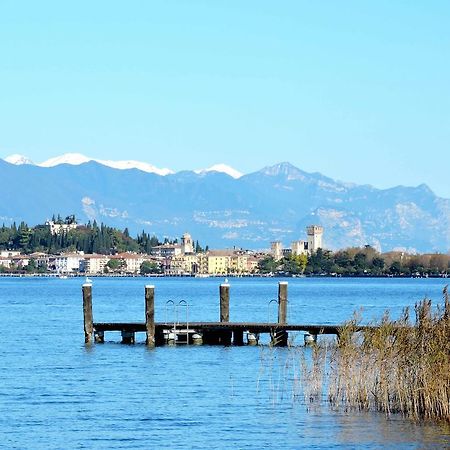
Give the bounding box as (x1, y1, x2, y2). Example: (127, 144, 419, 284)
(328, 286, 450, 422)
(260, 287, 450, 423)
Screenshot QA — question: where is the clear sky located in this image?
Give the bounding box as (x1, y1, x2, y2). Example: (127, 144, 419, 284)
(1, 1, 449, 196)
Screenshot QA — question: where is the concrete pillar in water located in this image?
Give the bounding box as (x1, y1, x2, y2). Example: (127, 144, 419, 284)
(220, 283, 230, 322)
(82, 283, 93, 343)
(145, 285, 155, 346)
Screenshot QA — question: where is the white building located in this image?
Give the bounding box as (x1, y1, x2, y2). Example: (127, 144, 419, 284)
(52, 253, 85, 273)
(46, 218, 78, 235)
(151, 243, 182, 258)
(0, 250, 21, 258)
(0, 257, 12, 268)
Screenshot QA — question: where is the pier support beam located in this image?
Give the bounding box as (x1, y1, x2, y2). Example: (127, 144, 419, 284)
(121, 331, 135, 344)
(145, 285, 155, 347)
(233, 330, 244, 346)
(82, 283, 93, 343)
(203, 329, 232, 346)
(94, 330, 104, 343)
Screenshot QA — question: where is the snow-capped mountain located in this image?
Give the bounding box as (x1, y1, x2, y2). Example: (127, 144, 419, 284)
(36, 153, 174, 176)
(2, 153, 242, 178)
(4, 154, 35, 165)
(39, 153, 91, 167)
(194, 164, 243, 179)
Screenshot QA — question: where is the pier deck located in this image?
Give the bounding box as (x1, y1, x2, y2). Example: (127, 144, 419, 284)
(82, 282, 377, 346)
(93, 321, 358, 335)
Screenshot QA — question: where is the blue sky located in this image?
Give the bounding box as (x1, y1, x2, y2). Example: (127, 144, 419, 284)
(1, 1, 449, 196)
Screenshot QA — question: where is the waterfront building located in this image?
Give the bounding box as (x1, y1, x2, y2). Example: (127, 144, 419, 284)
(0, 250, 21, 258)
(0, 256, 12, 268)
(51, 253, 85, 273)
(271, 241, 283, 261)
(150, 243, 182, 258)
(80, 254, 109, 274)
(168, 253, 199, 275)
(108, 252, 147, 274)
(11, 255, 30, 268)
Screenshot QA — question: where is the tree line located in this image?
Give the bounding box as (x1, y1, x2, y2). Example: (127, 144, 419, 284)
(0, 220, 185, 255)
(258, 246, 450, 277)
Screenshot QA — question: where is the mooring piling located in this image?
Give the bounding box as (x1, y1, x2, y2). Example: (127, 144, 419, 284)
(277, 281, 288, 324)
(220, 283, 230, 322)
(82, 283, 93, 343)
(145, 285, 155, 346)
(272, 281, 289, 346)
(212, 282, 232, 345)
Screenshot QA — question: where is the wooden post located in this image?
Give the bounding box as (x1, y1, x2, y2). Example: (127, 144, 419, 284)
(219, 283, 232, 344)
(273, 281, 288, 346)
(220, 283, 230, 322)
(82, 283, 93, 343)
(145, 285, 155, 346)
(278, 281, 288, 324)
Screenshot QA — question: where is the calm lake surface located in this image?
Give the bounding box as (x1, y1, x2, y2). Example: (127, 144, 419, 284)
(1, 276, 449, 449)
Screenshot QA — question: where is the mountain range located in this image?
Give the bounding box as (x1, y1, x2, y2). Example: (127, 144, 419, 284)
(1, 154, 449, 253)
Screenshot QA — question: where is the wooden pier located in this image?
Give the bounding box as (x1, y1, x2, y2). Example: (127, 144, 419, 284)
(82, 282, 370, 346)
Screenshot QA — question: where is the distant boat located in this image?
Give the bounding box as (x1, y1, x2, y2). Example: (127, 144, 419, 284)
(59, 274, 68, 279)
(224, 278, 229, 283)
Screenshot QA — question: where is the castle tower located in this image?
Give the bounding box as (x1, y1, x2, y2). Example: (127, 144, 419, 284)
(181, 233, 194, 254)
(306, 225, 323, 253)
(271, 241, 283, 261)
(291, 240, 308, 256)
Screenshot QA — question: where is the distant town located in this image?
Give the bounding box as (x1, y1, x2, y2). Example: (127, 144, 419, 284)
(0, 216, 448, 277)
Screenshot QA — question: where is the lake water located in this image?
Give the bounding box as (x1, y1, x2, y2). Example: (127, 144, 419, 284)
(0, 276, 449, 449)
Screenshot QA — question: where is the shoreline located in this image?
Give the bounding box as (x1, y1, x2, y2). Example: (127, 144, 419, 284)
(0, 273, 447, 279)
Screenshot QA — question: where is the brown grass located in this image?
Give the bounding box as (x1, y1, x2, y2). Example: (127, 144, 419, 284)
(327, 286, 450, 422)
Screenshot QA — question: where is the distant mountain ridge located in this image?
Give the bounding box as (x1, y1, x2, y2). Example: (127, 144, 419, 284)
(0, 157, 448, 252)
(3, 152, 242, 178)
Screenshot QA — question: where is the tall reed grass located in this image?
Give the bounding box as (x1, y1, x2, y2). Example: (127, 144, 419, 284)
(262, 287, 450, 423)
(328, 287, 449, 421)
